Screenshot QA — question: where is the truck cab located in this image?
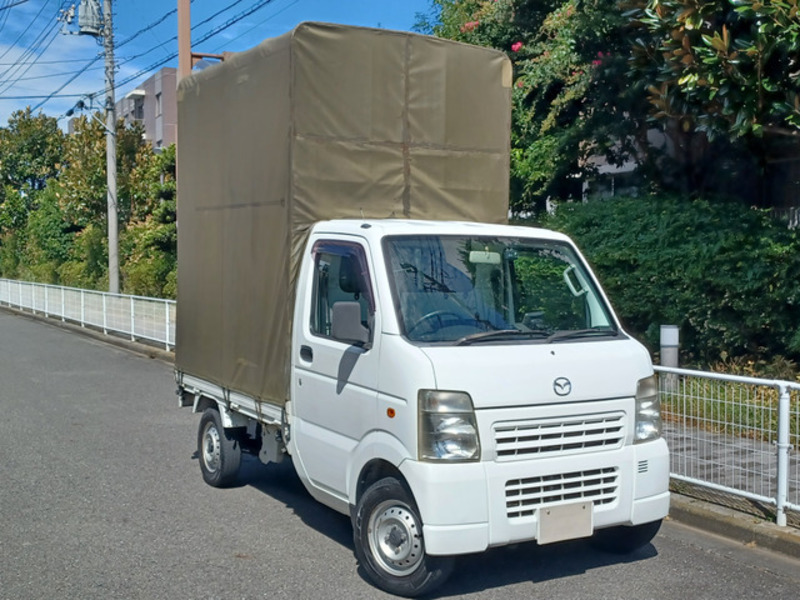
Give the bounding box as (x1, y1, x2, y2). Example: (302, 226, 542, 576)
(287, 219, 669, 595)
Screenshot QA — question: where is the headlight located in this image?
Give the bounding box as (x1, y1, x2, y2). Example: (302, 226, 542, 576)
(634, 375, 662, 443)
(418, 390, 480, 462)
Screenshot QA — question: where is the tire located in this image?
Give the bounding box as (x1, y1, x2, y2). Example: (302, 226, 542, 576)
(590, 519, 663, 554)
(197, 407, 242, 488)
(353, 477, 454, 598)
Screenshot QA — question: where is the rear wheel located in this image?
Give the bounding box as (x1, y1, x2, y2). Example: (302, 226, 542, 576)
(353, 477, 453, 597)
(198, 407, 242, 487)
(590, 519, 663, 554)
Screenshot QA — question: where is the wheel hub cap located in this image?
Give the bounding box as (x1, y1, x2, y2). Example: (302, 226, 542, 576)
(202, 423, 221, 472)
(369, 502, 423, 575)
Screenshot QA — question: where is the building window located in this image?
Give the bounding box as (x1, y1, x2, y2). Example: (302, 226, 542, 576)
(155, 92, 162, 117)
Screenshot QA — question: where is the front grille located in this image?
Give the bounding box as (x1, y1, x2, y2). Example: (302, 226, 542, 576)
(494, 412, 625, 461)
(505, 467, 619, 519)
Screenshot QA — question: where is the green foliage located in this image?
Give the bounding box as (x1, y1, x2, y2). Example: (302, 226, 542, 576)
(119, 145, 177, 298)
(542, 194, 800, 364)
(631, 0, 800, 139)
(57, 223, 107, 290)
(120, 198, 177, 299)
(0, 102, 177, 297)
(0, 108, 64, 193)
(431, 0, 660, 213)
(16, 184, 73, 283)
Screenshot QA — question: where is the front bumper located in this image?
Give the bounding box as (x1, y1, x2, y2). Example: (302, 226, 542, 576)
(400, 437, 670, 556)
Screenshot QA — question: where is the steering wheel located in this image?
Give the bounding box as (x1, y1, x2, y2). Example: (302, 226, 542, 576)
(406, 310, 467, 335)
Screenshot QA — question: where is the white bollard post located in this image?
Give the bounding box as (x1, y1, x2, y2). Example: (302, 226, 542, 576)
(660, 325, 679, 392)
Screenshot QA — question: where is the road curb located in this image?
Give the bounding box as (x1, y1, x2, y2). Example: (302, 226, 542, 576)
(669, 493, 800, 559)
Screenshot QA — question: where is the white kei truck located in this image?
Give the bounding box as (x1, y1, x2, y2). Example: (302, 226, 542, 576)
(174, 23, 669, 597)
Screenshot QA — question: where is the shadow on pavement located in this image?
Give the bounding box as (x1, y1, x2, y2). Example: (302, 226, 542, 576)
(230, 454, 659, 597)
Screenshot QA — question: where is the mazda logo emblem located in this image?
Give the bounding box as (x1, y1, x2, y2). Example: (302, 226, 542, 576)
(553, 377, 572, 396)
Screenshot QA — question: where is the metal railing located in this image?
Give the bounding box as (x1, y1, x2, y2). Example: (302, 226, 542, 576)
(3, 278, 799, 526)
(0, 279, 176, 350)
(656, 365, 800, 526)
(771, 206, 800, 229)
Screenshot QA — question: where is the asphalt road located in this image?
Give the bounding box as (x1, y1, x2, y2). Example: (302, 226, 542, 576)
(3, 310, 800, 600)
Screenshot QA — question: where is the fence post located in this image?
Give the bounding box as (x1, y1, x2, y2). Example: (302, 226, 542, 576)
(164, 300, 171, 351)
(130, 296, 136, 342)
(776, 384, 791, 527)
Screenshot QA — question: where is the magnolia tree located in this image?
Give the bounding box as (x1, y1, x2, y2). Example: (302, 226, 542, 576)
(633, 0, 800, 139)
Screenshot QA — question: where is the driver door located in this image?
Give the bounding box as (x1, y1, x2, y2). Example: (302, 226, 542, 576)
(291, 239, 379, 503)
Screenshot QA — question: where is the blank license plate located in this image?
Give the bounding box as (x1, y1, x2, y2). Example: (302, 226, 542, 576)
(537, 502, 593, 545)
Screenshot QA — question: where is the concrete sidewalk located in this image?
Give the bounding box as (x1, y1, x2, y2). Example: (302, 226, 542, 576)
(670, 493, 800, 559)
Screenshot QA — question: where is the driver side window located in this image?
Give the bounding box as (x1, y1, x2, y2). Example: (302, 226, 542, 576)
(310, 242, 373, 339)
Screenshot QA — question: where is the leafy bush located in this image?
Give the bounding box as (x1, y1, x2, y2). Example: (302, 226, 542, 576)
(540, 195, 800, 366)
(119, 198, 176, 299)
(57, 223, 107, 290)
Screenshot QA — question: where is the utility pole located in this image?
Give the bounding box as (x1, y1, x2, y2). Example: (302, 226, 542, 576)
(64, 0, 118, 293)
(103, 0, 119, 294)
(178, 0, 191, 82)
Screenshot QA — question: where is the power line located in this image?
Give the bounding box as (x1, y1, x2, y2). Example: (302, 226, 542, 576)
(211, 0, 299, 53)
(114, 0, 247, 69)
(5, 0, 278, 112)
(0, 0, 51, 65)
(0, 63, 103, 84)
(0, 11, 64, 96)
(0, 1, 73, 96)
(92, 0, 277, 99)
(0, 92, 83, 98)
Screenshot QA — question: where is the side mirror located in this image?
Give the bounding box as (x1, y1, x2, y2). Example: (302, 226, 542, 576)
(331, 302, 371, 347)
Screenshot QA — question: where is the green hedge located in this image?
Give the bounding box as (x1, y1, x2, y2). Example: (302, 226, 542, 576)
(539, 195, 800, 366)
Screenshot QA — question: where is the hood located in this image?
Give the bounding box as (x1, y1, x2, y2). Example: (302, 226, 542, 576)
(419, 338, 652, 409)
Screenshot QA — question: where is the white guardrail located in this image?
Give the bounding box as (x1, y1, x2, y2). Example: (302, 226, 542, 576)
(0, 279, 175, 351)
(2, 279, 799, 526)
(656, 365, 800, 527)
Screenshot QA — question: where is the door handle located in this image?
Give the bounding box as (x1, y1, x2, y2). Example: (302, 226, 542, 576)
(300, 345, 313, 362)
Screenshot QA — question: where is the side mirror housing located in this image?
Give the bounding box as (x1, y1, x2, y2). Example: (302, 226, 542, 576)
(331, 302, 371, 347)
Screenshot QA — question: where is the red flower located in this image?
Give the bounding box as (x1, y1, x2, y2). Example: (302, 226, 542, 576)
(511, 41, 523, 52)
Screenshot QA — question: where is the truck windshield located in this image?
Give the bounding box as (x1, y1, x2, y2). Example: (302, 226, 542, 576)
(383, 235, 618, 344)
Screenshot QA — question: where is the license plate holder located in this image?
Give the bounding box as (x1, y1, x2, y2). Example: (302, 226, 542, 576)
(537, 502, 593, 545)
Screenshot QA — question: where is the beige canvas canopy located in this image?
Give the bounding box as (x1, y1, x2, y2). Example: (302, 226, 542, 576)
(175, 22, 512, 406)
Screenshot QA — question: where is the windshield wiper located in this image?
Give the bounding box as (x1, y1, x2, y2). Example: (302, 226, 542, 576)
(455, 329, 549, 346)
(546, 328, 619, 343)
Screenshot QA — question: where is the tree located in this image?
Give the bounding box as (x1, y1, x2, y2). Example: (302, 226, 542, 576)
(0, 108, 64, 195)
(120, 145, 177, 298)
(632, 0, 800, 139)
(425, 1, 660, 213)
(57, 114, 150, 229)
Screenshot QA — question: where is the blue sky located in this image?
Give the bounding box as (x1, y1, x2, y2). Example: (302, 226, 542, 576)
(0, 0, 436, 127)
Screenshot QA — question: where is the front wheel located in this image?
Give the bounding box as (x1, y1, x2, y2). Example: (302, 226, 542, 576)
(353, 477, 454, 598)
(197, 407, 242, 488)
(590, 519, 663, 554)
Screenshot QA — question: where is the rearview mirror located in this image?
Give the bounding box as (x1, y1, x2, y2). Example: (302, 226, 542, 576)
(469, 250, 501, 265)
